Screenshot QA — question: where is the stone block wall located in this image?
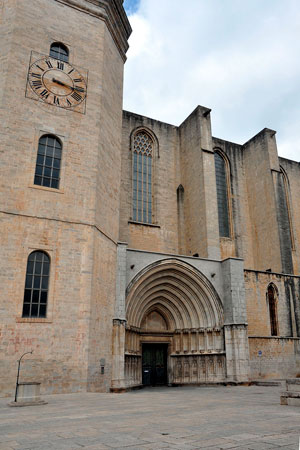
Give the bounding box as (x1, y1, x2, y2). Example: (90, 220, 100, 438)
(212, 138, 251, 264)
(120, 112, 180, 254)
(120, 111, 300, 279)
(243, 130, 282, 273)
(0, 214, 93, 396)
(245, 270, 300, 337)
(0, 0, 131, 397)
(279, 157, 300, 274)
(245, 269, 300, 379)
(179, 107, 220, 260)
(249, 337, 300, 379)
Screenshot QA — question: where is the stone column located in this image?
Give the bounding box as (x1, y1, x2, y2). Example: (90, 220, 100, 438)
(111, 242, 128, 392)
(224, 323, 249, 382)
(111, 319, 127, 392)
(221, 257, 250, 382)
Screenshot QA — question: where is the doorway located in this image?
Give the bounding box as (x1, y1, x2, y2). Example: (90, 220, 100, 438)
(142, 344, 168, 386)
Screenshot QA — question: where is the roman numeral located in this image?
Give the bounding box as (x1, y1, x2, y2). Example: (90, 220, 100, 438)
(66, 99, 72, 107)
(73, 78, 83, 83)
(45, 60, 53, 69)
(35, 65, 44, 72)
(32, 80, 42, 88)
(31, 73, 41, 79)
(74, 86, 85, 93)
(68, 69, 74, 75)
(53, 96, 60, 105)
(57, 61, 64, 70)
(71, 91, 82, 102)
(40, 89, 49, 99)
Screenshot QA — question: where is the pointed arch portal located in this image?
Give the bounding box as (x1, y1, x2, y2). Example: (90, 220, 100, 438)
(124, 259, 226, 387)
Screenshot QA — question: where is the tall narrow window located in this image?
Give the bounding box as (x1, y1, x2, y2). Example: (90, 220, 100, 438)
(214, 151, 230, 237)
(50, 42, 69, 62)
(23, 251, 50, 318)
(34, 135, 62, 189)
(277, 168, 294, 274)
(132, 131, 153, 223)
(267, 284, 278, 336)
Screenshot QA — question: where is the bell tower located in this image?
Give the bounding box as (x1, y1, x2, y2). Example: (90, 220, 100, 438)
(0, 0, 131, 395)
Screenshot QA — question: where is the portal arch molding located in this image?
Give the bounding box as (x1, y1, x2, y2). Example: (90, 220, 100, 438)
(126, 258, 224, 330)
(124, 259, 226, 387)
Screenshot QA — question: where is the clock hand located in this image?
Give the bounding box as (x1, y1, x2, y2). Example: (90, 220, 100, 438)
(52, 78, 85, 92)
(52, 78, 70, 87)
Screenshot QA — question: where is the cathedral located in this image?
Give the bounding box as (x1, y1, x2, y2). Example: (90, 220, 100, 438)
(0, 0, 299, 397)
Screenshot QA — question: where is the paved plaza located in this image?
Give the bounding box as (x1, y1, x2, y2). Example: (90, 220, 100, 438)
(0, 385, 299, 450)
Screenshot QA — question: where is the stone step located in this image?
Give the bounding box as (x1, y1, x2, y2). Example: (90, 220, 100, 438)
(280, 390, 300, 406)
(281, 391, 300, 398)
(252, 379, 283, 386)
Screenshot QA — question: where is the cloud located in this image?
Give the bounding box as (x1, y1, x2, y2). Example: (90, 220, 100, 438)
(123, 0, 140, 15)
(123, 0, 300, 160)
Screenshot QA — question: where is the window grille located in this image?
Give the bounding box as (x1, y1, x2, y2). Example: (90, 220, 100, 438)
(34, 135, 62, 189)
(50, 42, 69, 62)
(214, 152, 230, 237)
(23, 251, 50, 318)
(132, 131, 153, 223)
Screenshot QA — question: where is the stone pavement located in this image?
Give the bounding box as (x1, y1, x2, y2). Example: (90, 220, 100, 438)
(0, 385, 299, 450)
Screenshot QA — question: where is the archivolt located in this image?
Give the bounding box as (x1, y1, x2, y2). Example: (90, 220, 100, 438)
(126, 259, 223, 330)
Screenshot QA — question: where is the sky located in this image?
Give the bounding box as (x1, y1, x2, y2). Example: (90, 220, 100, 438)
(122, 0, 300, 161)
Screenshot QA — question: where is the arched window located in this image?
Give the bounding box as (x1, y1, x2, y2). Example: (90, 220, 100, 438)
(214, 151, 231, 237)
(34, 135, 62, 189)
(23, 251, 50, 318)
(50, 42, 69, 62)
(278, 167, 294, 273)
(132, 130, 153, 223)
(267, 284, 279, 336)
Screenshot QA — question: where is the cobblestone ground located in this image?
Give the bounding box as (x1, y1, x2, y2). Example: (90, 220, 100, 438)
(0, 385, 299, 450)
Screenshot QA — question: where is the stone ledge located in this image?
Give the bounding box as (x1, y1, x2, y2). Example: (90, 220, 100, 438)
(280, 392, 300, 406)
(251, 380, 283, 386)
(281, 391, 300, 398)
(9, 400, 48, 407)
(286, 378, 300, 385)
(110, 384, 143, 393)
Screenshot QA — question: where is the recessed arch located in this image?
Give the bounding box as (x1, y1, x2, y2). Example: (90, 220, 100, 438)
(130, 126, 159, 157)
(279, 166, 295, 250)
(267, 283, 279, 336)
(214, 148, 233, 238)
(141, 309, 169, 331)
(124, 259, 226, 388)
(126, 259, 223, 331)
(130, 127, 159, 224)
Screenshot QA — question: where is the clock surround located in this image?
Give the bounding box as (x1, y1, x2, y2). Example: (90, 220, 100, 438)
(26, 51, 88, 114)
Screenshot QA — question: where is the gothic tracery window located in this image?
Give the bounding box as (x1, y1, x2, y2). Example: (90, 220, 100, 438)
(214, 151, 231, 237)
(34, 135, 62, 189)
(132, 131, 153, 223)
(23, 251, 50, 318)
(50, 42, 69, 62)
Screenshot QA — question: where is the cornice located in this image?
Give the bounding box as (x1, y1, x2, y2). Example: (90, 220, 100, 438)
(55, 0, 132, 61)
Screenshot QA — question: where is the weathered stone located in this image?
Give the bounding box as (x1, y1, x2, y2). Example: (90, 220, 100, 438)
(0, 0, 300, 398)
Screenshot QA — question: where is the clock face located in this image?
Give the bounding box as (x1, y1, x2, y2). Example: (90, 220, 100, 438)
(28, 56, 87, 110)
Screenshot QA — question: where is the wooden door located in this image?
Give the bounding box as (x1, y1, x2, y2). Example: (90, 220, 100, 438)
(142, 344, 168, 386)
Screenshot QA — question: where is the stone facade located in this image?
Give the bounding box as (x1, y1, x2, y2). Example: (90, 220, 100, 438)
(0, 0, 131, 396)
(0, 0, 299, 397)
